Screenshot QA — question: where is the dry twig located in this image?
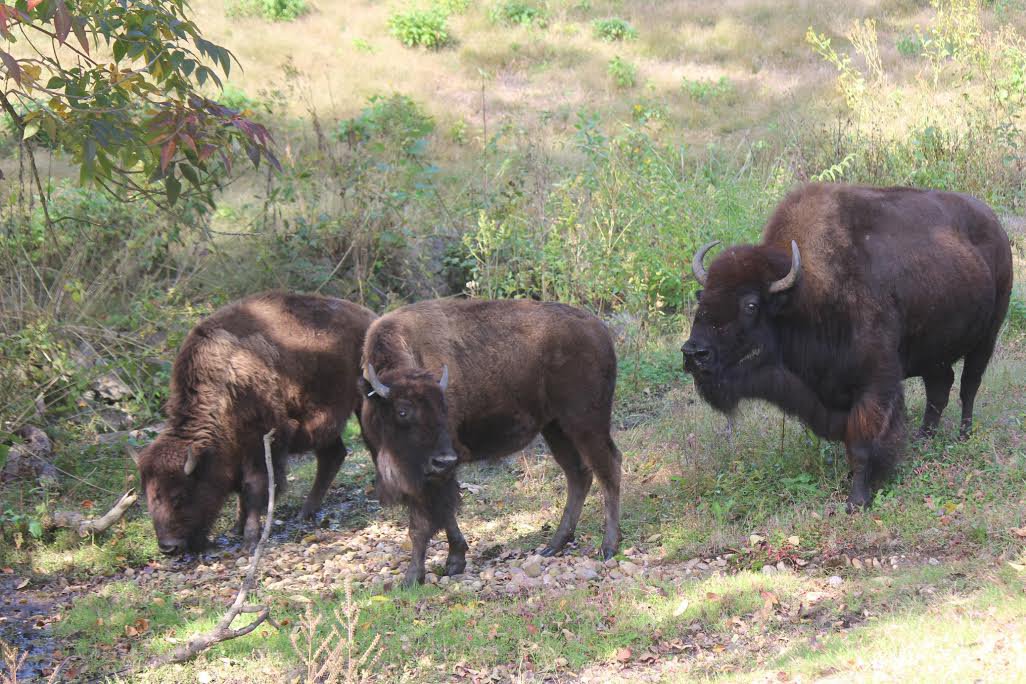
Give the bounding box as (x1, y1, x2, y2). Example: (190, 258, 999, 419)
(147, 429, 279, 667)
(1, 639, 66, 684)
(48, 490, 138, 537)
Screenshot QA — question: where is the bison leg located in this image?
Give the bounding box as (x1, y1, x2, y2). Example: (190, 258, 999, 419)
(845, 386, 905, 513)
(844, 441, 873, 512)
(958, 339, 998, 439)
(233, 497, 248, 537)
(402, 504, 436, 587)
(917, 366, 954, 439)
(540, 423, 593, 557)
(443, 509, 469, 576)
(301, 439, 347, 520)
(578, 433, 623, 561)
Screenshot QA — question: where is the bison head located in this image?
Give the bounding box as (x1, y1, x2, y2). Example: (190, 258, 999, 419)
(135, 435, 226, 554)
(359, 363, 458, 503)
(682, 240, 801, 413)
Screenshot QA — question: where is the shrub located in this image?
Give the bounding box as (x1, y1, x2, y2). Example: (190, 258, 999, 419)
(608, 56, 637, 89)
(896, 32, 925, 57)
(435, 0, 471, 13)
(682, 76, 734, 101)
(227, 0, 308, 21)
(388, 8, 451, 49)
(490, 1, 548, 28)
(335, 94, 435, 156)
(593, 17, 637, 42)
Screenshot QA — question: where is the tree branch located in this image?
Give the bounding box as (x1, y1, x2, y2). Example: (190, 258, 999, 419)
(48, 490, 138, 537)
(146, 429, 279, 667)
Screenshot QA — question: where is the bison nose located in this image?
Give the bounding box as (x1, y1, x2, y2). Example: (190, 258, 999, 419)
(681, 339, 712, 363)
(157, 540, 181, 555)
(428, 453, 458, 475)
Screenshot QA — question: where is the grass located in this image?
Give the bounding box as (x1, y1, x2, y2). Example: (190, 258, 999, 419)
(3, 0, 1026, 681)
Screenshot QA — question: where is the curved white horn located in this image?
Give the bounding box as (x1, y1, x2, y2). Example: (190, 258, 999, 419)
(183, 445, 200, 475)
(768, 240, 801, 294)
(364, 363, 391, 399)
(438, 364, 449, 391)
(691, 240, 721, 287)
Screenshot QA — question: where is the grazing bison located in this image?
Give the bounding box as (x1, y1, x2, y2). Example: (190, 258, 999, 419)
(682, 183, 1012, 510)
(136, 292, 376, 554)
(359, 298, 623, 586)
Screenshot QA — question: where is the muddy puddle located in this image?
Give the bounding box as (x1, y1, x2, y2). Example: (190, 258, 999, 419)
(0, 577, 61, 682)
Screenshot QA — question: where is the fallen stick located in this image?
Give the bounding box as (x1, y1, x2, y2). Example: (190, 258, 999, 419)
(49, 490, 138, 537)
(147, 429, 279, 667)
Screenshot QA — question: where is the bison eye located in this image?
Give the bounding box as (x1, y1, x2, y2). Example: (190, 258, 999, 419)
(744, 300, 758, 315)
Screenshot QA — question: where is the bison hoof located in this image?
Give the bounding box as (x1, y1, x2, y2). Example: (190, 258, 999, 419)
(539, 546, 559, 558)
(913, 427, 936, 442)
(299, 506, 317, 521)
(444, 558, 467, 576)
(402, 571, 425, 588)
(601, 545, 618, 562)
(845, 498, 870, 514)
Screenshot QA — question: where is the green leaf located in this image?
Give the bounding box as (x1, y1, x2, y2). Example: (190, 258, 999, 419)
(28, 519, 43, 539)
(165, 174, 181, 205)
(22, 121, 40, 140)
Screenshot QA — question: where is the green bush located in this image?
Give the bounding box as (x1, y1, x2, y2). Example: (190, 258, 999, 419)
(490, 1, 548, 27)
(388, 8, 451, 49)
(593, 17, 637, 42)
(335, 94, 435, 156)
(607, 56, 637, 89)
(896, 32, 924, 57)
(227, 0, 308, 21)
(434, 0, 471, 13)
(682, 76, 734, 101)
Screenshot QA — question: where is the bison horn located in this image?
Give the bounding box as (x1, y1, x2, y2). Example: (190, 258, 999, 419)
(364, 363, 391, 399)
(768, 240, 802, 294)
(691, 240, 720, 287)
(438, 364, 449, 392)
(183, 445, 200, 476)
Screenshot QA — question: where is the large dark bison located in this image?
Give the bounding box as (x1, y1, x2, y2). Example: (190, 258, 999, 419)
(135, 292, 377, 553)
(681, 183, 1012, 510)
(359, 298, 623, 586)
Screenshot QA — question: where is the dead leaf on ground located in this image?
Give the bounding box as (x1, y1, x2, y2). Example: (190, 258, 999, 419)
(615, 647, 632, 663)
(1011, 527, 1026, 539)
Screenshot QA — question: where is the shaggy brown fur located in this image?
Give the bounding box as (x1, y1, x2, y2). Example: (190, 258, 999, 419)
(359, 298, 623, 586)
(683, 183, 1012, 510)
(136, 292, 376, 554)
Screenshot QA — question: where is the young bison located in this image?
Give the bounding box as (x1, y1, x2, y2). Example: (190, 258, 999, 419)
(136, 292, 377, 554)
(682, 183, 1012, 510)
(359, 298, 623, 586)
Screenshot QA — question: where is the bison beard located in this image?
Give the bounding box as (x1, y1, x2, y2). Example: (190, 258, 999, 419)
(683, 183, 1012, 511)
(360, 298, 623, 587)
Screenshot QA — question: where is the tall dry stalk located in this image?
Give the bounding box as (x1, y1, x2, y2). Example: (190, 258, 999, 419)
(288, 578, 383, 684)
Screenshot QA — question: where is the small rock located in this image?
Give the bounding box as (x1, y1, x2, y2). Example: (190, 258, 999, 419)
(124, 568, 135, 578)
(619, 561, 641, 576)
(775, 561, 788, 573)
(576, 567, 599, 582)
(928, 557, 940, 566)
(761, 564, 777, 576)
(603, 558, 618, 569)
(523, 560, 543, 578)
(851, 558, 864, 570)
(608, 569, 624, 580)
(645, 533, 662, 543)
(425, 573, 438, 585)
(827, 575, 843, 587)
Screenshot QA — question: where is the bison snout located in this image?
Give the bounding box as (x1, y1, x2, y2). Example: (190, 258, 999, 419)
(682, 339, 714, 366)
(157, 539, 184, 555)
(427, 452, 458, 476)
